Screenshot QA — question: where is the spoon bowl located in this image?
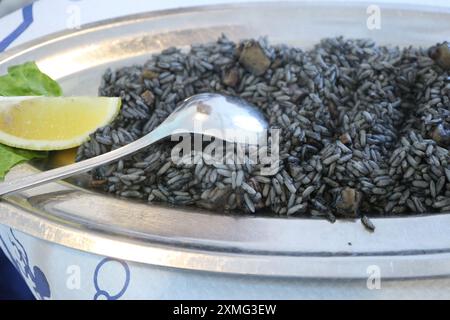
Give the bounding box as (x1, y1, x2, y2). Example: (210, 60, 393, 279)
(166, 93, 268, 145)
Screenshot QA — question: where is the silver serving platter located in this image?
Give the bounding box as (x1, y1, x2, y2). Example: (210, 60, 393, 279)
(1, 2, 450, 280)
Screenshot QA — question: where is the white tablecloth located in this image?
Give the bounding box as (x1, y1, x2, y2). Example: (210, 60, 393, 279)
(0, 0, 449, 53)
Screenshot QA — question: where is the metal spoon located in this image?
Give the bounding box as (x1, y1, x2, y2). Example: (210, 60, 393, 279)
(0, 93, 268, 196)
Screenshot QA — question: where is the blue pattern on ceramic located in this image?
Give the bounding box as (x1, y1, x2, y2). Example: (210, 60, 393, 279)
(93, 257, 130, 300)
(0, 228, 50, 299)
(0, 3, 34, 52)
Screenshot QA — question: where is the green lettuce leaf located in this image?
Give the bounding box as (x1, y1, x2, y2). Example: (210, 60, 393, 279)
(0, 62, 62, 179)
(0, 61, 62, 96)
(0, 145, 47, 179)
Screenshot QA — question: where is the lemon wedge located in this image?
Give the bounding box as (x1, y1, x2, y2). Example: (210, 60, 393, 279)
(0, 96, 121, 150)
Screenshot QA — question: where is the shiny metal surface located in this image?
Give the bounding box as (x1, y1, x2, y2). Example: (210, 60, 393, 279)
(1, 2, 450, 279)
(0, 93, 268, 196)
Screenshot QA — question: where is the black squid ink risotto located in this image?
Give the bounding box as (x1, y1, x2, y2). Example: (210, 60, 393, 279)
(76, 35, 450, 231)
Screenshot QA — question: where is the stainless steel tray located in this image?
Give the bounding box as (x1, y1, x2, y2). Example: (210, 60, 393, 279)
(1, 2, 450, 279)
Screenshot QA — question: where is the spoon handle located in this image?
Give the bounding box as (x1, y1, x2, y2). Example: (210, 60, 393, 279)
(0, 129, 166, 196)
